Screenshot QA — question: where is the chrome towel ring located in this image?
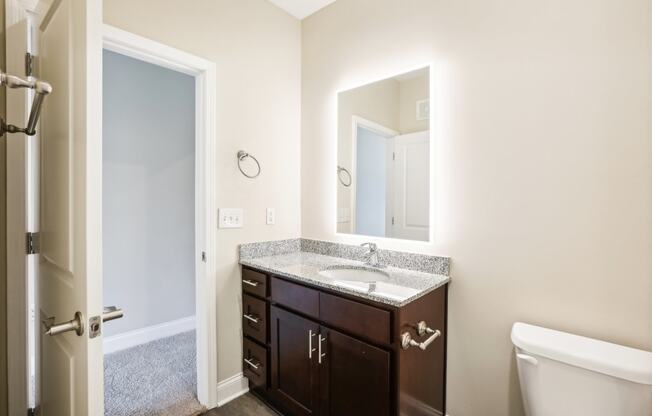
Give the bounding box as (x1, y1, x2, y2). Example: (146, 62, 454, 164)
(237, 150, 261, 178)
(337, 166, 351, 187)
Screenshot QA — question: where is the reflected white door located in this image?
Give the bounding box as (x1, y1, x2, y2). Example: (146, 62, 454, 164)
(391, 131, 430, 241)
(38, 0, 104, 414)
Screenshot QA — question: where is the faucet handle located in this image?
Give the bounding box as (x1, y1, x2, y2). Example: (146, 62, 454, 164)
(360, 242, 377, 252)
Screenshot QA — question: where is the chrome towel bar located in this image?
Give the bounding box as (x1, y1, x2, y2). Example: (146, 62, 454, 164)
(401, 321, 442, 351)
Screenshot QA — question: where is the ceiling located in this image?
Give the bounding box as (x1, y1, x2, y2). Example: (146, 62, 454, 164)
(268, 0, 336, 20)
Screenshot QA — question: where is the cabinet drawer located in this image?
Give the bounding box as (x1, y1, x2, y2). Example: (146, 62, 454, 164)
(271, 277, 319, 319)
(243, 337, 267, 388)
(242, 267, 268, 298)
(320, 292, 391, 345)
(243, 293, 267, 344)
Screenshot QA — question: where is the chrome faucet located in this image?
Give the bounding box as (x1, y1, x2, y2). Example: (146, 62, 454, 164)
(360, 242, 384, 268)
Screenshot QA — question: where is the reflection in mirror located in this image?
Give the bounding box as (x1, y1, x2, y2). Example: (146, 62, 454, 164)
(337, 67, 430, 242)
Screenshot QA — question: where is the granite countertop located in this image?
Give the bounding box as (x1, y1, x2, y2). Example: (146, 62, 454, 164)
(240, 251, 450, 307)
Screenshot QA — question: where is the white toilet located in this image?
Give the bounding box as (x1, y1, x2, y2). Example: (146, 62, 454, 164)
(511, 322, 652, 416)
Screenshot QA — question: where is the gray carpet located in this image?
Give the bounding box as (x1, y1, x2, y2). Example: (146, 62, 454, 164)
(104, 331, 205, 416)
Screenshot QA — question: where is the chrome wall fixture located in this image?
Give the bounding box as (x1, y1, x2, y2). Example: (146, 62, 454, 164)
(237, 150, 261, 178)
(401, 320, 442, 351)
(0, 70, 52, 137)
(337, 165, 351, 187)
(42, 306, 123, 338)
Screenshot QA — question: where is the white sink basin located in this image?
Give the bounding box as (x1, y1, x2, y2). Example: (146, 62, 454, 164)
(319, 266, 390, 282)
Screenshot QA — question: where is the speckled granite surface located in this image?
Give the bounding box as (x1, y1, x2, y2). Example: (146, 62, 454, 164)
(239, 238, 301, 259)
(300, 239, 449, 275)
(240, 238, 449, 275)
(239, 240, 450, 307)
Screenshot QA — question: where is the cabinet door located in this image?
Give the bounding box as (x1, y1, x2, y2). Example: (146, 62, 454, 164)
(319, 327, 391, 416)
(271, 306, 321, 416)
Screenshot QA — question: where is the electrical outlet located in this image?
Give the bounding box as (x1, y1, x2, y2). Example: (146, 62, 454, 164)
(266, 208, 275, 225)
(218, 208, 243, 228)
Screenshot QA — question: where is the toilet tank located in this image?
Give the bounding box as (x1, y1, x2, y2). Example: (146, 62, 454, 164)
(511, 322, 652, 416)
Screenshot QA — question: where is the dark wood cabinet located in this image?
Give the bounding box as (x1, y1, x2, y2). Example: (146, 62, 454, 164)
(241, 266, 448, 416)
(319, 326, 391, 416)
(270, 306, 321, 416)
(242, 293, 267, 344)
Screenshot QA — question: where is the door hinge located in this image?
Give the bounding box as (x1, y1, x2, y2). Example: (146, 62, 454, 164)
(391, 217, 395, 226)
(392, 152, 395, 161)
(28, 406, 40, 416)
(26, 232, 40, 255)
(201, 251, 207, 262)
(25, 52, 34, 77)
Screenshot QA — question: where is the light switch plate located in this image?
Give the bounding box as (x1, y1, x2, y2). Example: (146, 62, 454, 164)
(218, 208, 243, 228)
(266, 208, 275, 225)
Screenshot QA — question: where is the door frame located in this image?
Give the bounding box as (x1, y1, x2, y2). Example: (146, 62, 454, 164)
(102, 24, 219, 408)
(349, 115, 397, 236)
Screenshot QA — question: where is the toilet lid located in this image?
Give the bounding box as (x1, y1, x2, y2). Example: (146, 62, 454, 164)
(511, 322, 652, 385)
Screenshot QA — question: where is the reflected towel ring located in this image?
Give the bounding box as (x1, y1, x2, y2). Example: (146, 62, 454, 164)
(337, 166, 352, 187)
(237, 150, 261, 178)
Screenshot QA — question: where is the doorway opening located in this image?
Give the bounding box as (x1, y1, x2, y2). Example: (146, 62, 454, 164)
(102, 48, 201, 415)
(102, 25, 218, 412)
(351, 116, 430, 241)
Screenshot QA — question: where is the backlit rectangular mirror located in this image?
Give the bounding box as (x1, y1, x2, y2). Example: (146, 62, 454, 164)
(337, 67, 430, 242)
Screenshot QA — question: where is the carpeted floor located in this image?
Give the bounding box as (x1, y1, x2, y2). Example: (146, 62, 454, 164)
(104, 330, 205, 416)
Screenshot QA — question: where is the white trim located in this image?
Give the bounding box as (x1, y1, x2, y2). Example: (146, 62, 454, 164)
(352, 115, 398, 138)
(103, 317, 196, 355)
(216, 373, 249, 407)
(102, 24, 219, 409)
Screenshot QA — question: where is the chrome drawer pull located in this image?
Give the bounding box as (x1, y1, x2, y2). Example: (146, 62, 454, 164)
(243, 279, 259, 287)
(243, 314, 260, 324)
(308, 330, 317, 359)
(318, 334, 327, 364)
(244, 358, 260, 370)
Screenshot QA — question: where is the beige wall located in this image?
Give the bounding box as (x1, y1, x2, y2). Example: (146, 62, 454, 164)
(302, 1, 652, 415)
(104, 0, 302, 382)
(398, 72, 429, 133)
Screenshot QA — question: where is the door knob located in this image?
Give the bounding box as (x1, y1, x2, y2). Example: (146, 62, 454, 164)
(102, 306, 123, 323)
(42, 311, 84, 336)
(89, 306, 124, 339)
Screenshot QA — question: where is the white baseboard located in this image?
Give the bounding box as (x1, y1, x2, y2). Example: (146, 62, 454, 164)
(216, 372, 249, 407)
(103, 316, 196, 354)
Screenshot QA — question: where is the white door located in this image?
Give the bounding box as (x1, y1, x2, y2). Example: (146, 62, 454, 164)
(391, 131, 430, 241)
(37, 0, 104, 414)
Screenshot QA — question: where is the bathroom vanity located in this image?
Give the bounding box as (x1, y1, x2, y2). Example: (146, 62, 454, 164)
(239, 239, 450, 416)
